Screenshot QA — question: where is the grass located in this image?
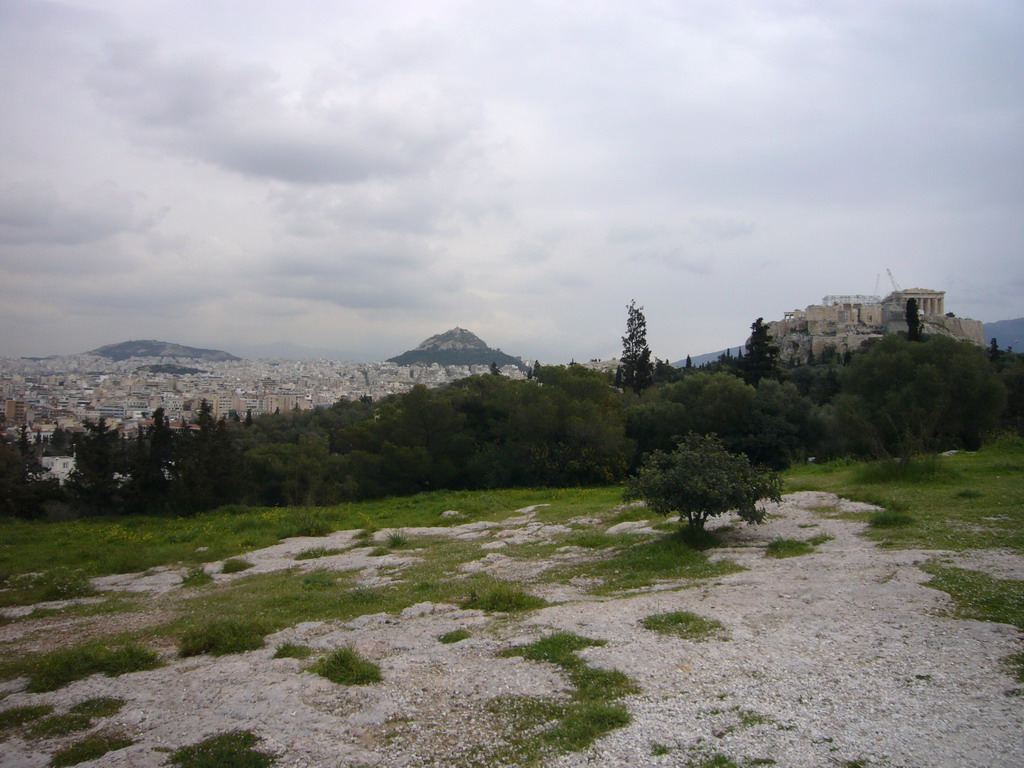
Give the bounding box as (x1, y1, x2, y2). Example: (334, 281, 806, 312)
(273, 642, 313, 659)
(641, 611, 728, 641)
(21, 642, 161, 693)
(439, 629, 472, 644)
(221, 558, 254, 574)
(461, 582, 548, 612)
(178, 618, 270, 657)
(0, 568, 96, 608)
(309, 647, 382, 685)
(49, 731, 134, 767)
(0, 704, 54, 730)
(921, 564, 1024, 631)
(487, 632, 638, 763)
(294, 547, 343, 560)
(27, 713, 93, 738)
(785, 440, 1024, 552)
(68, 697, 125, 718)
(181, 566, 213, 587)
(169, 729, 277, 768)
(764, 535, 830, 558)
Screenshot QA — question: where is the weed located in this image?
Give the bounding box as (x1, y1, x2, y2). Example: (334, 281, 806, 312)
(765, 539, 814, 558)
(27, 713, 93, 738)
(178, 619, 269, 657)
(439, 629, 471, 644)
(49, 731, 134, 767)
(461, 582, 547, 612)
(68, 697, 125, 718)
(651, 743, 671, 756)
(169, 729, 277, 768)
(1005, 652, 1024, 683)
(686, 754, 740, 768)
(641, 611, 727, 641)
(181, 567, 212, 587)
(294, 547, 342, 560)
(310, 647, 382, 685)
(26, 642, 160, 693)
(273, 643, 313, 659)
(385, 530, 409, 549)
(221, 559, 253, 574)
(736, 708, 771, 727)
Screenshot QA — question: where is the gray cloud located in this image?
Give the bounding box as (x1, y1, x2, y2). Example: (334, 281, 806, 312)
(0, 182, 145, 246)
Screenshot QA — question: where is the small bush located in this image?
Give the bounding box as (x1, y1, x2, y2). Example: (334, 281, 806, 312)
(181, 567, 212, 587)
(169, 729, 277, 768)
(178, 619, 268, 657)
(461, 584, 547, 613)
(221, 559, 253, 574)
(68, 697, 125, 719)
(385, 530, 409, 548)
(273, 643, 313, 659)
(294, 547, 342, 561)
(279, 509, 331, 538)
(310, 647, 382, 685)
(641, 611, 727, 641)
(27, 643, 161, 693)
(49, 731, 134, 767)
(869, 509, 915, 527)
(439, 629, 471, 644)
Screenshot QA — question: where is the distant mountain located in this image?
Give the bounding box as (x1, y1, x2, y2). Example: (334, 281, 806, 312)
(88, 340, 240, 362)
(672, 347, 744, 368)
(388, 327, 526, 369)
(984, 318, 1024, 351)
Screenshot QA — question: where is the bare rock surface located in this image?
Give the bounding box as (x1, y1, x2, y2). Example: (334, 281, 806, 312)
(1, 493, 1022, 767)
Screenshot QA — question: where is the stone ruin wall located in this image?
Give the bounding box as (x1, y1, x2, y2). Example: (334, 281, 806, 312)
(767, 289, 985, 365)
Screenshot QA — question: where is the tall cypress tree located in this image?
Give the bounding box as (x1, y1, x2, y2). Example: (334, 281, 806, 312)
(621, 300, 654, 394)
(906, 298, 921, 342)
(741, 317, 781, 387)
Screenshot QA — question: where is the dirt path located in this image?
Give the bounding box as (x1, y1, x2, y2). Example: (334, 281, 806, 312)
(1, 493, 1021, 767)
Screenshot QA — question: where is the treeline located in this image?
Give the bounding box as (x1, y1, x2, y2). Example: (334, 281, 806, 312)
(2, 332, 1022, 519)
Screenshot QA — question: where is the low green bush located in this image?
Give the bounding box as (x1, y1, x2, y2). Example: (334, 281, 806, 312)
(27, 643, 161, 693)
(273, 643, 313, 659)
(461, 583, 547, 613)
(310, 647, 382, 685)
(178, 619, 269, 657)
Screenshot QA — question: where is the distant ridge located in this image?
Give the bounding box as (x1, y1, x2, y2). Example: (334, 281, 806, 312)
(388, 328, 525, 369)
(985, 318, 1024, 351)
(88, 340, 240, 362)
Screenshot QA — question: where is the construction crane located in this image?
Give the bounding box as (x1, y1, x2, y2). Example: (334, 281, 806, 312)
(886, 268, 902, 292)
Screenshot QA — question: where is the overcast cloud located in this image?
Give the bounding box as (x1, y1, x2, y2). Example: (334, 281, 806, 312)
(1, 0, 1021, 362)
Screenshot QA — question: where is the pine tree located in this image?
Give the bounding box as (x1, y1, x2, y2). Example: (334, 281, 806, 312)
(621, 300, 654, 394)
(741, 317, 781, 387)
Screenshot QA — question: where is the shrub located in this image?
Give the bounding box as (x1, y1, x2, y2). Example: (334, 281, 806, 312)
(178, 619, 268, 657)
(461, 584, 547, 613)
(27, 643, 161, 693)
(641, 611, 727, 641)
(49, 731, 134, 767)
(310, 647, 382, 685)
(220, 559, 253, 574)
(169, 729, 277, 768)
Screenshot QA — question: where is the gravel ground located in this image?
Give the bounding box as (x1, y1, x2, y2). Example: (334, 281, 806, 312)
(1, 492, 1021, 767)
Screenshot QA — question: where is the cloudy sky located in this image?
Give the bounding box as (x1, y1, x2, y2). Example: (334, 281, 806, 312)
(2, 0, 1022, 363)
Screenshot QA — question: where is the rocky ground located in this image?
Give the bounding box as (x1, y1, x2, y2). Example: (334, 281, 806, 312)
(1, 492, 1022, 767)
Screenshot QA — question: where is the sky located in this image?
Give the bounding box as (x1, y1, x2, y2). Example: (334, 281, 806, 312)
(1, 0, 1022, 363)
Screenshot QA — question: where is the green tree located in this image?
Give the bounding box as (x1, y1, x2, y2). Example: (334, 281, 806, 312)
(67, 418, 126, 515)
(741, 318, 780, 386)
(624, 433, 782, 534)
(906, 298, 921, 342)
(174, 401, 242, 513)
(836, 335, 1005, 456)
(620, 300, 653, 394)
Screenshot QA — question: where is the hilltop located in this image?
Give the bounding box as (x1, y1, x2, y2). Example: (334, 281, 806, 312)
(388, 327, 526, 369)
(87, 340, 240, 362)
(985, 317, 1024, 350)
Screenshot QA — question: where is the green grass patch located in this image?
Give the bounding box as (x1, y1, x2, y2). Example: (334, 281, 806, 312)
(764, 536, 832, 558)
(0, 704, 54, 730)
(27, 713, 93, 738)
(784, 441, 1024, 552)
(178, 618, 269, 657)
(641, 611, 727, 641)
(169, 729, 277, 768)
(0, 568, 96, 608)
(23, 642, 161, 693)
(273, 643, 313, 659)
(221, 558, 254, 574)
(49, 731, 134, 767)
(68, 697, 125, 718)
(490, 632, 638, 763)
(181, 566, 213, 587)
(461, 581, 547, 612)
(309, 647, 382, 685)
(294, 547, 343, 560)
(868, 509, 915, 527)
(922, 564, 1024, 630)
(853, 455, 954, 484)
(439, 629, 471, 644)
